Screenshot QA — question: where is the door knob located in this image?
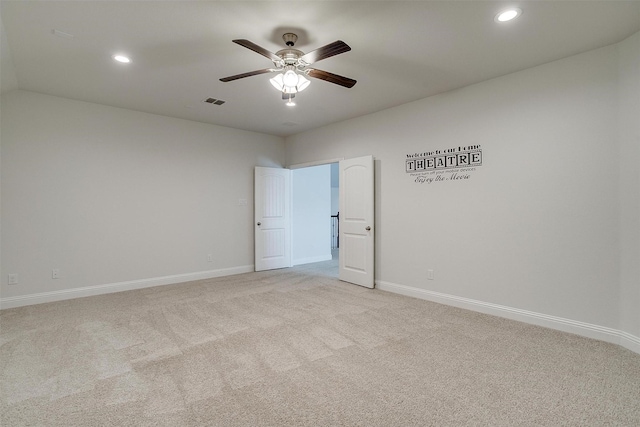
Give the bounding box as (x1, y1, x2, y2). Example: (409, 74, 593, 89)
(257, 222, 261, 226)
(365, 226, 371, 231)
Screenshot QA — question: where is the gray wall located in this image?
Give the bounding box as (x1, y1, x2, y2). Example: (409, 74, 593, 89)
(617, 32, 640, 339)
(1, 90, 284, 304)
(286, 33, 640, 351)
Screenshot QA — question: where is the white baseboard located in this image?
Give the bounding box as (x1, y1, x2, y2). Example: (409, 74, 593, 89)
(0, 265, 254, 310)
(292, 254, 333, 266)
(376, 280, 640, 355)
(619, 331, 640, 355)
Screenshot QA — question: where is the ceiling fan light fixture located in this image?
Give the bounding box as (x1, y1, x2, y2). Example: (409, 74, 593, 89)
(282, 69, 299, 88)
(270, 73, 284, 91)
(297, 74, 310, 92)
(270, 70, 310, 95)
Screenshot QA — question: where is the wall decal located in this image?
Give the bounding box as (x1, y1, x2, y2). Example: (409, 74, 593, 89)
(406, 145, 482, 184)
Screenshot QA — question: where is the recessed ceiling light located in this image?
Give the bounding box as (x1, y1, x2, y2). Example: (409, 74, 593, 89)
(495, 8, 522, 23)
(112, 54, 131, 63)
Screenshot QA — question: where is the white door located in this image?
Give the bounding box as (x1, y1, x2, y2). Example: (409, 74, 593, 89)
(255, 167, 291, 271)
(339, 155, 374, 288)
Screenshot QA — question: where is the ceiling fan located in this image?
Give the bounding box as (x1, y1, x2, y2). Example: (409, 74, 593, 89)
(220, 33, 356, 104)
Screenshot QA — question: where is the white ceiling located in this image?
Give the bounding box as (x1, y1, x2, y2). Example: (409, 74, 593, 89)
(2, 1, 639, 137)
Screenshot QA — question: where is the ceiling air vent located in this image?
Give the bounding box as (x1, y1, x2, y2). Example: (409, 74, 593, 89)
(204, 97, 225, 106)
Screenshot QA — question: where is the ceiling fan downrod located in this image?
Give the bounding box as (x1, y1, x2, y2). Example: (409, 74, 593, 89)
(282, 33, 298, 47)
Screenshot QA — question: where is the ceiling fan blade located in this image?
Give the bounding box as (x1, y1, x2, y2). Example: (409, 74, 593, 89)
(307, 69, 357, 88)
(220, 68, 274, 82)
(232, 39, 281, 63)
(299, 40, 351, 65)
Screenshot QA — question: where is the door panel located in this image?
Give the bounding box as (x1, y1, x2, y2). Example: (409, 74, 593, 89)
(339, 156, 374, 288)
(255, 167, 291, 271)
(343, 234, 367, 272)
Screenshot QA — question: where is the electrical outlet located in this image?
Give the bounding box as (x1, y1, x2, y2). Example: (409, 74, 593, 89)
(427, 269, 434, 280)
(207, 254, 214, 262)
(8, 274, 18, 285)
(52, 269, 60, 279)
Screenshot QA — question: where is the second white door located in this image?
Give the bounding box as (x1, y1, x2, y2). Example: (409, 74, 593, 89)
(339, 155, 375, 288)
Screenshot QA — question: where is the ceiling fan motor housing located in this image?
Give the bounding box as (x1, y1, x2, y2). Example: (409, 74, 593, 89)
(275, 48, 304, 66)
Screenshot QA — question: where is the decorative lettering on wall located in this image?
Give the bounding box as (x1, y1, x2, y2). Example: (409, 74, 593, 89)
(406, 145, 482, 184)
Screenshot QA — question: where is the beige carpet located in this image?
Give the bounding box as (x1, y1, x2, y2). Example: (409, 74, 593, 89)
(1, 259, 639, 426)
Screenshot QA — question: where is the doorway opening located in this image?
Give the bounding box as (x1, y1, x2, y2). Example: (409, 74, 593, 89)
(256, 155, 373, 287)
(291, 162, 339, 275)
